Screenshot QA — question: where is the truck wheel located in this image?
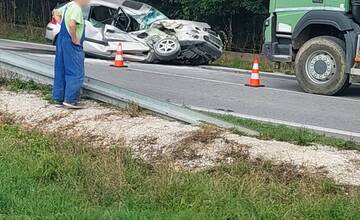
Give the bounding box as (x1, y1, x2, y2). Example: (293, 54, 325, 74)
(295, 36, 349, 95)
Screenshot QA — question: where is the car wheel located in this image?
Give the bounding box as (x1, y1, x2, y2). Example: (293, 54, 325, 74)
(154, 38, 180, 61)
(295, 36, 349, 95)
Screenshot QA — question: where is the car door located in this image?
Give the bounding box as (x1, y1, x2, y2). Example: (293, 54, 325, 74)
(83, 5, 118, 57)
(103, 6, 149, 54)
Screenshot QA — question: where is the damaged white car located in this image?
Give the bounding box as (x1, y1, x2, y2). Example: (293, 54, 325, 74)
(45, 0, 223, 65)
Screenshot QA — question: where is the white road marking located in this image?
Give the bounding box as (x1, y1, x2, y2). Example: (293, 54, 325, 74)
(19, 53, 112, 65)
(134, 62, 201, 70)
(200, 65, 297, 79)
(129, 67, 360, 103)
(190, 106, 360, 141)
(3, 46, 360, 102)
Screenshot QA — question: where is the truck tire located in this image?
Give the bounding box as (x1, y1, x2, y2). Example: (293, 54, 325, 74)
(295, 36, 349, 95)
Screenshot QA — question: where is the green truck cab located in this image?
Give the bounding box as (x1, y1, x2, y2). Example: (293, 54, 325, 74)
(263, 0, 360, 95)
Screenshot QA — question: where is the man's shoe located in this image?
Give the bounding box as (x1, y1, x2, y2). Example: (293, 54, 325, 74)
(53, 101, 64, 108)
(63, 102, 85, 109)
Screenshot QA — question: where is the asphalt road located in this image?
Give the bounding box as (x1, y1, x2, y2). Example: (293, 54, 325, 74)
(1, 39, 360, 139)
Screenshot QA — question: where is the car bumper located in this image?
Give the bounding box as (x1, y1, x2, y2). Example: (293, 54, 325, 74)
(180, 40, 223, 61)
(45, 23, 60, 43)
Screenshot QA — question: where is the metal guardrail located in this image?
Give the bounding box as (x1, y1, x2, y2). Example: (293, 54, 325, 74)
(0, 49, 259, 136)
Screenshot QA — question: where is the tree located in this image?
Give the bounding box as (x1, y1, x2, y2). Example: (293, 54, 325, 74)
(178, 0, 267, 49)
(142, 0, 268, 50)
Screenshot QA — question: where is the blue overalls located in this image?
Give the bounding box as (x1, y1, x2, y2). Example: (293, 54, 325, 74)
(53, 6, 85, 104)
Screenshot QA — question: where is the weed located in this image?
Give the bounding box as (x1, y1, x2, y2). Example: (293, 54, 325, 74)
(0, 111, 15, 124)
(214, 113, 360, 151)
(0, 22, 46, 43)
(0, 121, 359, 219)
(212, 51, 294, 74)
(169, 125, 224, 161)
(0, 70, 52, 98)
(125, 102, 143, 118)
(187, 124, 223, 144)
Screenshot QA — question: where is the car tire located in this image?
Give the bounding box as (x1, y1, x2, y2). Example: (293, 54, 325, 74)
(154, 38, 180, 61)
(295, 36, 349, 95)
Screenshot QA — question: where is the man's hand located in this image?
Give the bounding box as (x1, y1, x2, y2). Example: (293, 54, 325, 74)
(72, 38, 81, 46)
(69, 20, 80, 45)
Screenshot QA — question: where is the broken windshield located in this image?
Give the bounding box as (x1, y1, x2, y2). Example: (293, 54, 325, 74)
(131, 7, 168, 30)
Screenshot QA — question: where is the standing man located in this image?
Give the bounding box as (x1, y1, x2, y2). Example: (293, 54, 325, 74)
(52, 0, 89, 109)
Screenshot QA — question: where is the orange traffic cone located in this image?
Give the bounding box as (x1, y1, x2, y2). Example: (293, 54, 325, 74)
(246, 58, 264, 87)
(111, 43, 127, 68)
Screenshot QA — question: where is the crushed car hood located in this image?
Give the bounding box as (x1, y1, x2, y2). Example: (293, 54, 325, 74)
(152, 19, 211, 30)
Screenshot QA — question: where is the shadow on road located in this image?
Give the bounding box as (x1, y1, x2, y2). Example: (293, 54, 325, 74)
(343, 84, 360, 98)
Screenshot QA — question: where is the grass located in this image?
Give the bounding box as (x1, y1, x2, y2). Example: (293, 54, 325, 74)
(0, 22, 46, 44)
(125, 102, 144, 118)
(213, 113, 360, 151)
(0, 72, 52, 101)
(212, 51, 294, 74)
(0, 117, 359, 219)
(0, 74, 360, 219)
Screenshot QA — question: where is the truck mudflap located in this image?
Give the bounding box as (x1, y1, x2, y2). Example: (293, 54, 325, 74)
(350, 70, 360, 82)
(350, 34, 360, 83)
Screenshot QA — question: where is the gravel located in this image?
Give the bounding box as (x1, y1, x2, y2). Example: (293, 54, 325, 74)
(0, 91, 359, 186)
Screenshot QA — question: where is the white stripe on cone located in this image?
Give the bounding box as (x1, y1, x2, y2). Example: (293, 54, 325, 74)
(115, 55, 124, 61)
(251, 73, 259, 79)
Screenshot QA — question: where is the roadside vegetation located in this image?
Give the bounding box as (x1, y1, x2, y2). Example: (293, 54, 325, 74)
(213, 51, 294, 74)
(0, 73, 52, 100)
(215, 113, 360, 151)
(0, 116, 359, 219)
(0, 23, 46, 44)
(1, 72, 360, 219)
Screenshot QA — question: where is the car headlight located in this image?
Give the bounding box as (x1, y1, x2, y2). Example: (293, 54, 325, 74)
(204, 28, 218, 36)
(185, 30, 200, 39)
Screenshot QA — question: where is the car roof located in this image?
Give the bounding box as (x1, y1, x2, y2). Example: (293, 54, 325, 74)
(90, 0, 145, 9)
(90, 0, 124, 8)
(89, 0, 150, 15)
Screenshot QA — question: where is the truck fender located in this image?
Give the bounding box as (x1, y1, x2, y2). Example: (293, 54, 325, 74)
(293, 10, 360, 73)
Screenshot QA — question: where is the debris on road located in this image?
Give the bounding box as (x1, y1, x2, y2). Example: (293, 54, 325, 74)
(0, 91, 359, 186)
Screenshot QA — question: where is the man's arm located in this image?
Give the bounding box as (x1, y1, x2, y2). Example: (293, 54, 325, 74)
(68, 20, 80, 45)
